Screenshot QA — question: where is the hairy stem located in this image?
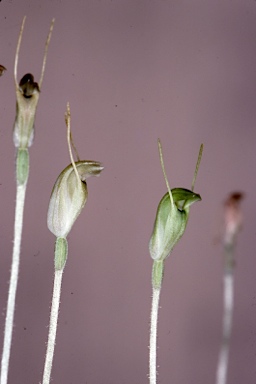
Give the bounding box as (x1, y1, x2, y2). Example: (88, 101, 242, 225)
(149, 286, 161, 384)
(42, 237, 67, 384)
(0, 183, 27, 384)
(42, 269, 63, 384)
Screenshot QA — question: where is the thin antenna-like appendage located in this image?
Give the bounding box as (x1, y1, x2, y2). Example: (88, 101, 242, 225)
(158, 138, 173, 204)
(191, 143, 203, 192)
(39, 18, 55, 88)
(65, 103, 80, 184)
(70, 132, 81, 161)
(14, 17, 54, 90)
(14, 16, 26, 89)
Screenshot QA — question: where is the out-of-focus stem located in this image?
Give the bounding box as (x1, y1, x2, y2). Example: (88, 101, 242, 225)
(216, 192, 243, 384)
(216, 244, 235, 384)
(216, 245, 234, 384)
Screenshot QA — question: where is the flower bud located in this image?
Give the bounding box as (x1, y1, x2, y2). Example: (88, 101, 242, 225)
(47, 160, 103, 238)
(13, 17, 54, 149)
(149, 139, 203, 266)
(149, 188, 201, 262)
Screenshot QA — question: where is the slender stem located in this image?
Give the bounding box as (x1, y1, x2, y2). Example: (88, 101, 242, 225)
(149, 286, 161, 384)
(0, 183, 27, 384)
(215, 245, 235, 384)
(42, 269, 64, 384)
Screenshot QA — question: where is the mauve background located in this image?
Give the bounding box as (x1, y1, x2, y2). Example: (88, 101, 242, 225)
(0, 1, 255, 383)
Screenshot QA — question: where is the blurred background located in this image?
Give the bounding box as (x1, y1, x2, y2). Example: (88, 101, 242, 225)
(0, 1, 255, 383)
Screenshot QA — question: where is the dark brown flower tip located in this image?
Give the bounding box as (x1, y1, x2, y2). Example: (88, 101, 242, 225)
(223, 191, 244, 246)
(19, 73, 40, 97)
(225, 192, 244, 206)
(0, 65, 6, 76)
